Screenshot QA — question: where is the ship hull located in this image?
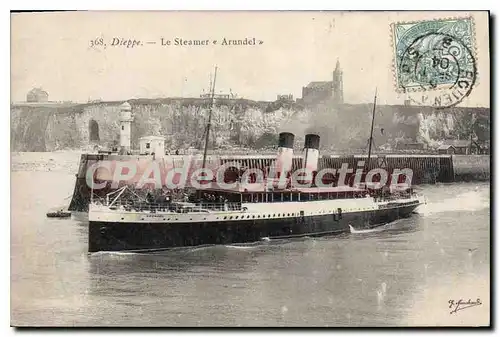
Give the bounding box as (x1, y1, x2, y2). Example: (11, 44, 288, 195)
(88, 203, 420, 253)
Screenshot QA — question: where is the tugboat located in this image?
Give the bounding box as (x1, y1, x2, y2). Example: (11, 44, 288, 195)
(46, 209, 72, 218)
(87, 72, 424, 253)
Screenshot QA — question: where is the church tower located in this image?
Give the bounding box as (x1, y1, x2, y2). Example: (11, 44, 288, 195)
(332, 59, 344, 105)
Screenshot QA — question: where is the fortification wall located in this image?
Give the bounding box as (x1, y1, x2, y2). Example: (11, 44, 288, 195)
(68, 153, 477, 212)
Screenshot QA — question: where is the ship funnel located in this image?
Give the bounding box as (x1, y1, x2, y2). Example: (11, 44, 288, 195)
(303, 134, 320, 172)
(276, 132, 295, 174)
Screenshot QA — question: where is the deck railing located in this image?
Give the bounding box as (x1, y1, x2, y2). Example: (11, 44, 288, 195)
(92, 199, 242, 213)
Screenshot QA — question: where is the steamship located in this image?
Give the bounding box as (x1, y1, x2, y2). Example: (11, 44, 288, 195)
(88, 132, 424, 253)
(87, 70, 424, 253)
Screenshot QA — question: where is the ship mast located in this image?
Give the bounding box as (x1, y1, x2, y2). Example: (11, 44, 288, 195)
(201, 66, 218, 171)
(366, 88, 378, 176)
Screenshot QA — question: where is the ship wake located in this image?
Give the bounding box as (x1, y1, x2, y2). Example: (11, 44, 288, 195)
(416, 187, 489, 215)
(349, 219, 405, 234)
(349, 225, 387, 234)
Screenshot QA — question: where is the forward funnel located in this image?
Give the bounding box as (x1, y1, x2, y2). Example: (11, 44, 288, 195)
(276, 132, 295, 174)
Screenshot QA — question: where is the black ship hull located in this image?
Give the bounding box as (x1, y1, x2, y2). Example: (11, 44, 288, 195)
(69, 153, 456, 213)
(88, 203, 420, 253)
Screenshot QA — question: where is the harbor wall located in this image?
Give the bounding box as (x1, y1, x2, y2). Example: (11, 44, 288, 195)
(452, 155, 490, 182)
(68, 153, 489, 211)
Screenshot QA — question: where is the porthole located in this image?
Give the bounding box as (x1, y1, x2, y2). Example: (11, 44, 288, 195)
(258, 215, 260, 218)
(235, 216, 239, 219)
(268, 215, 271, 218)
(121, 217, 124, 220)
(247, 216, 250, 219)
(224, 216, 227, 220)
(252, 215, 255, 219)
(230, 216, 233, 219)
(287, 213, 290, 216)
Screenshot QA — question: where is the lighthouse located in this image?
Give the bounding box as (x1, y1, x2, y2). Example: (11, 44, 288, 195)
(119, 102, 133, 154)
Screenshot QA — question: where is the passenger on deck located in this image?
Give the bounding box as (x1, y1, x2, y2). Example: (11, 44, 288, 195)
(146, 192, 154, 204)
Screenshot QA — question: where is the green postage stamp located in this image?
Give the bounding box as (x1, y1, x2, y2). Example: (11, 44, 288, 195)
(391, 17, 477, 107)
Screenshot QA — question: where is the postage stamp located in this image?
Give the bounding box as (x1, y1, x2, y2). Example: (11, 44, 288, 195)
(392, 17, 477, 108)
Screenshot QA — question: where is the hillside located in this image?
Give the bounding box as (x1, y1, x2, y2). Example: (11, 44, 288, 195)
(10, 98, 490, 152)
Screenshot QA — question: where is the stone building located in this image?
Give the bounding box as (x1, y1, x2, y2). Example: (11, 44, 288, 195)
(437, 140, 471, 155)
(301, 60, 343, 106)
(26, 87, 49, 102)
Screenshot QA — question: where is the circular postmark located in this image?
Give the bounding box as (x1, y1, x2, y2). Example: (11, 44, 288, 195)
(398, 32, 476, 108)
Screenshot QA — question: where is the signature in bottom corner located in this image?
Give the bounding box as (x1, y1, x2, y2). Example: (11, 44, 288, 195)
(448, 299, 482, 314)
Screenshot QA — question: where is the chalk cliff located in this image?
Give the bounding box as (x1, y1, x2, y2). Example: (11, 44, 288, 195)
(10, 98, 490, 153)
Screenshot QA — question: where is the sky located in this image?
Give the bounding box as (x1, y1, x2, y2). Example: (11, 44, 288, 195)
(11, 11, 490, 107)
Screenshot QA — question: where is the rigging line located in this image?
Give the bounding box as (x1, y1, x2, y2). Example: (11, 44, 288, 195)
(366, 87, 378, 173)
